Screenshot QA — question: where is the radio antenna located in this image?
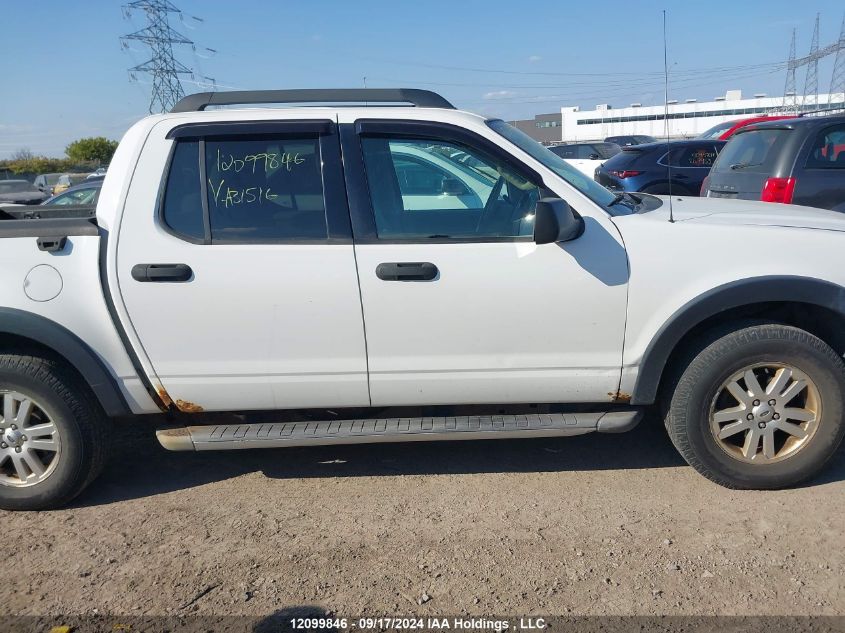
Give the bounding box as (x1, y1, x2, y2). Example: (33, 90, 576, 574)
(663, 9, 675, 223)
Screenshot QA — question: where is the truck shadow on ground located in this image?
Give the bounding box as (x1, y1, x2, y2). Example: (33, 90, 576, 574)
(75, 413, 845, 508)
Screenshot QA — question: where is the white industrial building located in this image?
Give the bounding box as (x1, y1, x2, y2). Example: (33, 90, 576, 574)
(559, 90, 845, 142)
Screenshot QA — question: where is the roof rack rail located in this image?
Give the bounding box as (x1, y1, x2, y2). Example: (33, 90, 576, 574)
(170, 88, 455, 113)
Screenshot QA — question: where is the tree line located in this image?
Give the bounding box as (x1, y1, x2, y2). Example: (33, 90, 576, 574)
(1, 137, 119, 175)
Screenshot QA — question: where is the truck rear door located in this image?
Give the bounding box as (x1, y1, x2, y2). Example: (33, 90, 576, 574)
(113, 119, 370, 412)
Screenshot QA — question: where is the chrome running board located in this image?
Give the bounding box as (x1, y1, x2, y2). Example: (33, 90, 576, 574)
(156, 410, 642, 451)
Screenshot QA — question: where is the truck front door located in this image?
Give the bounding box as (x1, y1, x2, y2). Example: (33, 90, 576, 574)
(339, 117, 629, 407)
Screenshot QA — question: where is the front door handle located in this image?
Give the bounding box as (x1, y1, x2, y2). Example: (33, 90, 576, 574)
(131, 263, 193, 282)
(376, 262, 438, 281)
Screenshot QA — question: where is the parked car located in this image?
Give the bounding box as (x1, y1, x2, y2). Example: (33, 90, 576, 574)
(0, 179, 49, 205)
(698, 116, 795, 141)
(604, 134, 657, 146)
(548, 142, 620, 176)
(595, 139, 726, 195)
(33, 173, 63, 196)
(2, 88, 845, 510)
(52, 173, 89, 195)
(702, 115, 845, 211)
(42, 181, 102, 206)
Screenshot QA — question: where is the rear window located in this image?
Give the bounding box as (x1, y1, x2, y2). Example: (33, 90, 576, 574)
(602, 146, 647, 168)
(711, 129, 791, 174)
(161, 135, 328, 243)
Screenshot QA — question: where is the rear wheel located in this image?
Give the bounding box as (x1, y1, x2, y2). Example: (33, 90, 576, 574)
(666, 324, 845, 489)
(0, 353, 110, 510)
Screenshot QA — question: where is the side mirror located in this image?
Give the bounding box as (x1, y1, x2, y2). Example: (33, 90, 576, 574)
(588, 153, 601, 160)
(534, 198, 583, 245)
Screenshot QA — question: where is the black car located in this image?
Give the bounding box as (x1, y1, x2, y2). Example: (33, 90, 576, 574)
(594, 139, 725, 196)
(0, 179, 49, 205)
(604, 134, 657, 146)
(703, 114, 845, 211)
(548, 142, 620, 160)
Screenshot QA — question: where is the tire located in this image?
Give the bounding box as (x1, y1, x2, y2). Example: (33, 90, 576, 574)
(0, 353, 110, 510)
(665, 324, 845, 489)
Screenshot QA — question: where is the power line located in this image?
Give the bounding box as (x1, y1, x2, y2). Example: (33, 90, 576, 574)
(354, 55, 786, 79)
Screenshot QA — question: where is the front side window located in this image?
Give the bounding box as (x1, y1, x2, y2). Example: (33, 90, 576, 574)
(161, 135, 327, 242)
(361, 137, 541, 239)
(805, 125, 845, 169)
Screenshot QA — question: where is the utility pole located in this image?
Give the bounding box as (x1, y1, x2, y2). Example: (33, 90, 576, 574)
(121, 0, 195, 113)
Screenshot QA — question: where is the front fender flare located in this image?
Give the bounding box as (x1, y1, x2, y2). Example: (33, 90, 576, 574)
(630, 276, 845, 405)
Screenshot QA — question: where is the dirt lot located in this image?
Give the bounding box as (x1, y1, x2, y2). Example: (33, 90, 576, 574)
(2, 413, 844, 620)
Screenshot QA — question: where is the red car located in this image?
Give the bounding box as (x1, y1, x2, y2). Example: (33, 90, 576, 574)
(698, 115, 795, 140)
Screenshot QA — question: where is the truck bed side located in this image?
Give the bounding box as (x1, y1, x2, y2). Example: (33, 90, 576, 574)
(0, 208, 161, 415)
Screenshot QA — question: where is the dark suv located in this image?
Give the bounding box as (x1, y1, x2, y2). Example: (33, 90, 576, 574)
(703, 114, 845, 211)
(594, 139, 725, 196)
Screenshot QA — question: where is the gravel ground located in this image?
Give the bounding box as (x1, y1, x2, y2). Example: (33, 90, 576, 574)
(1, 413, 844, 619)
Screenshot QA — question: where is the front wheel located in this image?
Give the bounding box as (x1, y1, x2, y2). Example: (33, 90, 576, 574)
(666, 324, 845, 489)
(0, 353, 110, 510)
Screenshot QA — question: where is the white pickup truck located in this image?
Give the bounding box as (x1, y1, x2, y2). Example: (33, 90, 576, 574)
(2, 89, 844, 510)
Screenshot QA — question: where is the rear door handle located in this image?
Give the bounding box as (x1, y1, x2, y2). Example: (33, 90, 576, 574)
(376, 262, 438, 281)
(131, 263, 193, 282)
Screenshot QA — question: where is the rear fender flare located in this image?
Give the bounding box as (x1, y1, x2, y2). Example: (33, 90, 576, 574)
(0, 307, 129, 417)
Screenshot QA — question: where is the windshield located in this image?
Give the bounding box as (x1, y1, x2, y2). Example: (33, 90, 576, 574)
(486, 119, 617, 209)
(699, 121, 736, 139)
(0, 181, 36, 194)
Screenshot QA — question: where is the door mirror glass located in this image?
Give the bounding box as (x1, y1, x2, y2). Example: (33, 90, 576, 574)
(533, 198, 582, 244)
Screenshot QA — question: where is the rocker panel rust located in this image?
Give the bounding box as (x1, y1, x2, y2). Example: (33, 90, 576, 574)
(156, 386, 204, 413)
(608, 390, 632, 404)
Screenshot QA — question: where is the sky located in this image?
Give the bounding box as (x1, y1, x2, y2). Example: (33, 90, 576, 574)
(1, 0, 843, 159)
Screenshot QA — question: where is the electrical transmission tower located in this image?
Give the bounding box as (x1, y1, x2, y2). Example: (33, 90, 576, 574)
(783, 29, 798, 112)
(781, 12, 845, 113)
(830, 13, 845, 106)
(803, 14, 821, 108)
(121, 0, 195, 113)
